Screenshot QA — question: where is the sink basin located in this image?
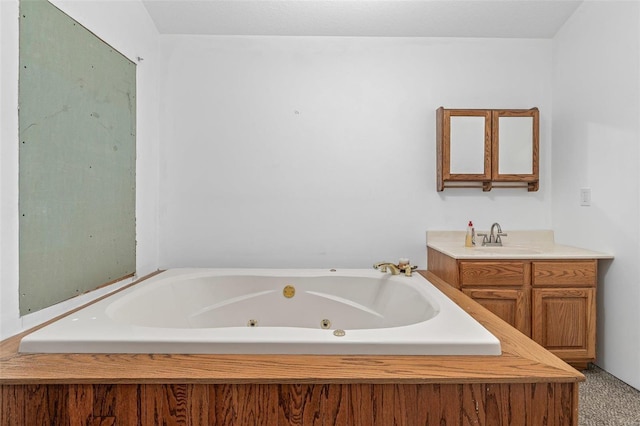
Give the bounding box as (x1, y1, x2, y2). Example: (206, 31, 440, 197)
(473, 246, 543, 255)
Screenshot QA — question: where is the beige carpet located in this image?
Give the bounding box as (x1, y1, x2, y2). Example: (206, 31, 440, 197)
(579, 366, 640, 426)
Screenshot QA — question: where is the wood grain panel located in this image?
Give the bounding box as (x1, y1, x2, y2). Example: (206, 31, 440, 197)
(284, 383, 323, 426)
(555, 382, 576, 426)
(93, 417, 115, 426)
(24, 383, 55, 425)
(460, 261, 529, 286)
(234, 384, 277, 426)
(142, 384, 162, 425)
(211, 384, 234, 425)
(532, 287, 595, 361)
(532, 261, 596, 287)
(393, 383, 416, 426)
(69, 384, 93, 426)
(427, 247, 460, 288)
(544, 299, 585, 347)
(51, 384, 70, 425)
(439, 383, 463, 424)
(486, 384, 509, 425)
(506, 383, 527, 426)
(93, 383, 116, 417)
(529, 382, 554, 426)
(277, 384, 293, 425)
(1, 384, 24, 426)
(484, 383, 501, 425)
(415, 384, 435, 424)
(372, 384, 394, 426)
(0, 382, 580, 425)
(463, 288, 530, 336)
(23, 385, 69, 425)
(187, 383, 208, 426)
(166, 384, 188, 424)
(349, 383, 373, 425)
(324, 384, 350, 426)
(462, 383, 485, 425)
(115, 384, 141, 426)
(414, 384, 435, 425)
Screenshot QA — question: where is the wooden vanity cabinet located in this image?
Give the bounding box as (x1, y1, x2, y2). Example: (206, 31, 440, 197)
(531, 261, 597, 369)
(459, 261, 531, 336)
(428, 248, 598, 368)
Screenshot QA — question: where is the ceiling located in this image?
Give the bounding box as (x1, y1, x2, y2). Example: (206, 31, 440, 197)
(142, 0, 583, 38)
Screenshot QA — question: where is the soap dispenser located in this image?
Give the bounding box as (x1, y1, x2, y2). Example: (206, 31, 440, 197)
(465, 221, 475, 247)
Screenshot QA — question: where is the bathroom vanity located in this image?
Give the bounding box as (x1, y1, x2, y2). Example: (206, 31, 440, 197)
(427, 230, 613, 369)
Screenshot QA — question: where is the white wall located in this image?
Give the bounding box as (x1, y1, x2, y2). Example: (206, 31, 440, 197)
(0, 0, 160, 339)
(159, 36, 553, 270)
(552, 2, 640, 389)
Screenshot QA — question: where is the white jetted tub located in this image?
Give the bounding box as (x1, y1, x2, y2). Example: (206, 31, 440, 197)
(19, 269, 501, 355)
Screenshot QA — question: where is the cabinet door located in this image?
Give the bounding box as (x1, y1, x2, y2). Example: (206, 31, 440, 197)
(532, 288, 596, 361)
(491, 108, 539, 184)
(463, 288, 530, 336)
(437, 108, 492, 191)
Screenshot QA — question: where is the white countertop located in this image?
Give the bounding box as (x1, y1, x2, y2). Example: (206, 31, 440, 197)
(427, 230, 613, 260)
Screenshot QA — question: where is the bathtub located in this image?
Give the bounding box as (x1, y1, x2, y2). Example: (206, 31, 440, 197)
(19, 269, 501, 355)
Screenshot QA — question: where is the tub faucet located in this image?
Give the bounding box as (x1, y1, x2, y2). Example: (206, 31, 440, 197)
(374, 260, 417, 276)
(373, 262, 400, 275)
(478, 222, 508, 246)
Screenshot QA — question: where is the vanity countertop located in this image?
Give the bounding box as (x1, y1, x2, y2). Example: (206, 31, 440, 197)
(427, 230, 613, 260)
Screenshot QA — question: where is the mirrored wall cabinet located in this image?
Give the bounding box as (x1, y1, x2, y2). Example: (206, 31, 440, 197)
(436, 107, 539, 192)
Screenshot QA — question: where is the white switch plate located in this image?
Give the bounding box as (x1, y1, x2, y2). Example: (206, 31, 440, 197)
(580, 188, 591, 206)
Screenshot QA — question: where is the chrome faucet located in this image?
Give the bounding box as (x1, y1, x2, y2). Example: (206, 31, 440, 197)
(478, 222, 508, 246)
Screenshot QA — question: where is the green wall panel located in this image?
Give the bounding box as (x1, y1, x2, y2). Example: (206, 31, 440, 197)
(19, 0, 136, 314)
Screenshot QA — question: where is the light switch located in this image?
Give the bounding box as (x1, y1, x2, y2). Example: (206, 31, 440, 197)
(580, 188, 591, 206)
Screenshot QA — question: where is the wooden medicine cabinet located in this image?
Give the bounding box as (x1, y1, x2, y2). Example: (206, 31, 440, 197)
(436, 107, 539, 191)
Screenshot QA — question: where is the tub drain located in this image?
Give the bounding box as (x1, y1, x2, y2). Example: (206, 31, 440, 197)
(333, 329, 346, 337)
(247, 319, 258, 327)
(321, 319, 331, 329)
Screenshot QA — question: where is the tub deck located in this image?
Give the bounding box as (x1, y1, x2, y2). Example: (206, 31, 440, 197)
(0, 271, 582, 424)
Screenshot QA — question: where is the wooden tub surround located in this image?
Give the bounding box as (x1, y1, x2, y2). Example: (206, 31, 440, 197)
(1, 271, 582, 425)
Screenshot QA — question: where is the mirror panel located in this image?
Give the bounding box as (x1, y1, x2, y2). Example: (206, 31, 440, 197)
(498, 116, 534, 174)
(450, 116, 486, 175)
